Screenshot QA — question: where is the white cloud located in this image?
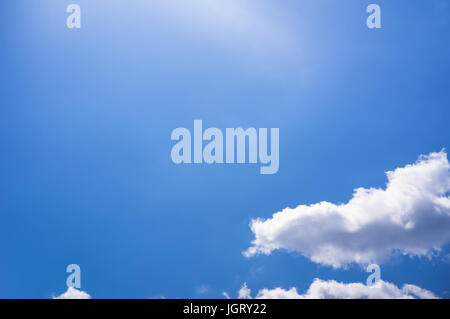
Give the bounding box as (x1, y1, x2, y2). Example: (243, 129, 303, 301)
(53, 287, 91, 299)
(238, 282, 252, 299)
(240, 279, 438, 299)
(222, 291, 231, 299)
(244, 151, 450, 268)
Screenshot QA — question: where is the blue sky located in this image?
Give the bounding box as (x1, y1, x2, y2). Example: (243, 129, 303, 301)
(1, 0, 449, 298)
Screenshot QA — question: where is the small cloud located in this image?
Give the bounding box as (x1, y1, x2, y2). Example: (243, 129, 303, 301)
(238, 282, 252, 299)
(53, 287, 91, 299)
(222, 291, 231, 299)
(196, 284, 210, 295)
(442, 253, 450, 264)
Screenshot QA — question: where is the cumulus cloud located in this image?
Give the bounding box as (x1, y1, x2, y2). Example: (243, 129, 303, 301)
(239, 279, 438, 299)
(53, 287, 91, 299)
(244, 151, 450, 268)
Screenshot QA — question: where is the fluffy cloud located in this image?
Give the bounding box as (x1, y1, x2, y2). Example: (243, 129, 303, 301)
(244, 151, 450, 268)
(239, 279, 438, 299)
(238, 282, 252, 299)
(53, 287, 91, 299)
